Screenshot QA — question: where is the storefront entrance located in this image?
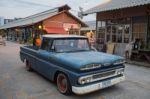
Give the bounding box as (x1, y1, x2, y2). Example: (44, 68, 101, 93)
(96, 16, 148, 56)
(97, 19, 132, 56)
(106, 24, 131, 55)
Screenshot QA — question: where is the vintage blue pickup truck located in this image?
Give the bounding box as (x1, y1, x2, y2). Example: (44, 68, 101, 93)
(20, 35, 125, 95)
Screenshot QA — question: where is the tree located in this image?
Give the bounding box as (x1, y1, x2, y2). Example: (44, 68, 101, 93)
(0, 30, 6, 37)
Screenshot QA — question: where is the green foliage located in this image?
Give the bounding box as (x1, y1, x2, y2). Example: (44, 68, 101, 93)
(27, 37, 33, 44)
(0, 30, 6, 36)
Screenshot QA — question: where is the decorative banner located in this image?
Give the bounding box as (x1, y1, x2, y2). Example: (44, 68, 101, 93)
(63, 23, 80, 30)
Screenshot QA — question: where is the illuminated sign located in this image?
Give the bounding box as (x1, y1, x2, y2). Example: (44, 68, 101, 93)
(63, 23, 80, 29)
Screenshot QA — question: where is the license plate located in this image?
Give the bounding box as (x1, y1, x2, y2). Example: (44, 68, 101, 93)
(102, 80, 111, 88)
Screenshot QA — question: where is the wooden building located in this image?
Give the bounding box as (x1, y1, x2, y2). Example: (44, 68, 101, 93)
(0, 5, 87, 43)
(83, 0, 150, 56)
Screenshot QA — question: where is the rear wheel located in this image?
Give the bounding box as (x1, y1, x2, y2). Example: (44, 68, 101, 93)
(56, 73, 72, 95)
(25, 60, 32, 71)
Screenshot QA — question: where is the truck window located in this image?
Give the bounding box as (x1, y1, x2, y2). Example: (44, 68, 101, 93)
(41, 38, 52, 51)
(52, 38, 90, 52)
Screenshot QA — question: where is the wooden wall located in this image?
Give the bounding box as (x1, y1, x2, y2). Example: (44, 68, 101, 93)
(97, 6, 148, 21)
(43, 12, 79, 28)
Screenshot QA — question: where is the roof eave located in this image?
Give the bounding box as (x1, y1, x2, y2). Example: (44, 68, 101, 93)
(83, 1, 150, 15)
(0, 4, 71, 30)
(65, 11, 88, 27)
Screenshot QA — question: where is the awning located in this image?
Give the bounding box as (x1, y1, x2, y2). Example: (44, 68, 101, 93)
(44, 27, 67, 34)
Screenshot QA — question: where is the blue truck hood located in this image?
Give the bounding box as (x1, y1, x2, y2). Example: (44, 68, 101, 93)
(53, 51, 123, 69)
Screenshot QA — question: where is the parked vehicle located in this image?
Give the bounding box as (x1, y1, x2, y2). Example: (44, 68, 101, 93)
(20, 35, 125, 95)
(0, 36, 6, 46)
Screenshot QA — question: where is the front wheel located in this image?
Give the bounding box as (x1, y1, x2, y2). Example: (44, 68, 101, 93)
(56, 73, 72, 95)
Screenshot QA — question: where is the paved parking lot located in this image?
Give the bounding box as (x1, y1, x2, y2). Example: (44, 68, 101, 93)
(0, 42, 150, 99)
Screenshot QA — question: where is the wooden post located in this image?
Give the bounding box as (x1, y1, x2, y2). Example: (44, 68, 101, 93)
(96, 18, 98, 46)
(147, 15, 150, 49)
(130, 17, 133, 42)
(104, 21, 107, 43)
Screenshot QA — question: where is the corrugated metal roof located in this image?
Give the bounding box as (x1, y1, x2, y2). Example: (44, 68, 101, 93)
(0, 5, 70, 29)
(83, 0, 150, 15)
(0, 10, 58, 29)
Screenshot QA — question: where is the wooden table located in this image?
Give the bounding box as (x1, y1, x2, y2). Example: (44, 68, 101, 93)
(138, 50, 150, 63)
(131, 49, 150, 63)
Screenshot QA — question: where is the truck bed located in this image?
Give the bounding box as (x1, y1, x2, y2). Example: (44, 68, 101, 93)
(25, 46, 39, 50)
(20, 46, 39, 62)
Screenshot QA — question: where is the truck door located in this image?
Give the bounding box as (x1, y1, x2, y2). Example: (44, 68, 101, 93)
(35, 38, 55, 80)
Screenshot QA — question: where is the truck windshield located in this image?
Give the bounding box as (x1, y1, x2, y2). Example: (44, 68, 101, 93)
(52, 38, 91, 52)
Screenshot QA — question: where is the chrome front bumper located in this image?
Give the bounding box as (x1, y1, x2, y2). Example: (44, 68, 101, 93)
(72, 76, 125, 95)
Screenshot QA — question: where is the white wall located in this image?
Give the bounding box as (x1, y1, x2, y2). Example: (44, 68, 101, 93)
(0, 17, 4, 26)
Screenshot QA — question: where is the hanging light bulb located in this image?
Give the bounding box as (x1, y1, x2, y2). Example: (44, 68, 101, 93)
(38, 25, 42, 29)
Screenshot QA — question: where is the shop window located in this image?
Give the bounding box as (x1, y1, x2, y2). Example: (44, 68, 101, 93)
(106, 26, 111, 42)
(133, 16, 147, 43)
(124, 25, 130, 43)
(133, 23, 147, 42)
(97, 21, 106, 44)
(112, 26, 116, 42)
(117, 26, 123, 43)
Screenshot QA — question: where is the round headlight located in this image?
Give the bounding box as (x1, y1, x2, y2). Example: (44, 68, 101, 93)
(80, 80, 85, 84)
(117, 68, 124, 75)
(78, 77, 92, 84)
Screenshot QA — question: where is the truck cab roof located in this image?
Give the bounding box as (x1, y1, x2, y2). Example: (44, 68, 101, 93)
(42, 35, 87, 39)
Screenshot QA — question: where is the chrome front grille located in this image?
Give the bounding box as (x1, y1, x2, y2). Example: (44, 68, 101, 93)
(78, 68, 124, 85)
(92, 70, 116, 79)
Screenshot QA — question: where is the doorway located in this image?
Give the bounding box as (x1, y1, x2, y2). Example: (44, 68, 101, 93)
(106, 24, 131, 56)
